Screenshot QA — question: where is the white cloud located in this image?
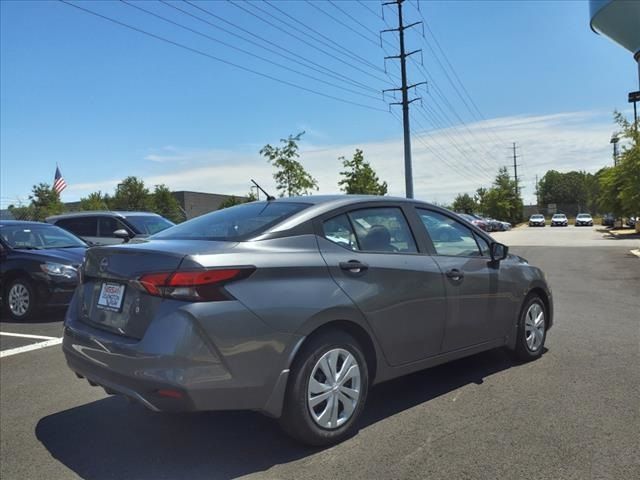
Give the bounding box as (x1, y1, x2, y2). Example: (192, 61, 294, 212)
(65, 110, 617, 206)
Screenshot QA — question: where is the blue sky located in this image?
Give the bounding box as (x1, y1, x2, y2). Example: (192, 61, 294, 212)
(1, 0, 637, 207)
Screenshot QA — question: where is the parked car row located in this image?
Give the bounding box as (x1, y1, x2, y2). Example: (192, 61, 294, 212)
(1, 211, 175, 321)
(456, 213, 512, 232)
(528, 213, 594, 227)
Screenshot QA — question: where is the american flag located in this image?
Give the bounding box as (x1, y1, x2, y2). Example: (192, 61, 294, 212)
(53, 166, 67, 194)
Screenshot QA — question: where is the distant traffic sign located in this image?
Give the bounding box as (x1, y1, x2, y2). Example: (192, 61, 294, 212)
(629, 91, 640, 103)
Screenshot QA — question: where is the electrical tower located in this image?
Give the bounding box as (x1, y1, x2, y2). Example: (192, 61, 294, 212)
(381, 0, 425, 199)
(511, 142, 521, 197)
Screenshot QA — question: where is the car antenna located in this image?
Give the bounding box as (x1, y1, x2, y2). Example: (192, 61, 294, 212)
(251, 179, 275, 201)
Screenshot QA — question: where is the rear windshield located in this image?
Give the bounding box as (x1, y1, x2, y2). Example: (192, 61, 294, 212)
(151, 202, 309, 241)
(124, 215, 174, 235)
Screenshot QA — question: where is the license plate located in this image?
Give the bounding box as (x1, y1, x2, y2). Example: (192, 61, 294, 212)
(97, 283, 126, 312)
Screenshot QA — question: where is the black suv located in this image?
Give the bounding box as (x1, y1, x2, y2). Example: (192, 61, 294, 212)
(47, 211, 174, 246)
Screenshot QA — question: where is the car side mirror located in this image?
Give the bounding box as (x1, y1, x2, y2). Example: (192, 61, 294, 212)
(490, 242, 508, 261)
(113, 229, 131, 242)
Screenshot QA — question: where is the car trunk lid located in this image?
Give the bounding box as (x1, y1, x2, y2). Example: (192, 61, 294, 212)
(78, 240, 237, 338)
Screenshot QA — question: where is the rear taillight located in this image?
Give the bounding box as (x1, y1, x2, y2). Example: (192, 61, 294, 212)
(137, 268, 254, 301)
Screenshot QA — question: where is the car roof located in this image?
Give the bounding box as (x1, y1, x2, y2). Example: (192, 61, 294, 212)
(46, 211, 164, 221)
(262, 194, 473, 236)
(0, 220, 53, 227)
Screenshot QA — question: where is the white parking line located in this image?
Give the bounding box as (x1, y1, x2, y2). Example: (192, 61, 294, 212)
(0, 338, 63, 358)
(0, 332, 59, 340)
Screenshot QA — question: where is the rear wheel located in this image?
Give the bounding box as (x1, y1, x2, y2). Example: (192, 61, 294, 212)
(279, 330, 369, 446)
(513, 295, 547, 361)
(5, 278, 38, 321)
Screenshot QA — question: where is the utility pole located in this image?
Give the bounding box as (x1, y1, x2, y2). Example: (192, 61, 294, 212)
(535, 174, 539, 206)
(512, 142, 521, 197)
(382, 0, 424, 199)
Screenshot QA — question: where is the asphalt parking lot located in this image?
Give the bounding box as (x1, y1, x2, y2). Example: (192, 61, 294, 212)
(1, 225, 639, 480)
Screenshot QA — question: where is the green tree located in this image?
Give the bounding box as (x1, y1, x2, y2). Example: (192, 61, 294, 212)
(80, 191, 110, 210)
(451, 193, 476, 213)
(598, 112, 640, 217)
(110, 176, 151, 211)
(338, 149, 387, 195)
(150, 184, 184, 223)
(218, 192, 258, 210)
(474, 187, 488, 214)
(8, 184, 64, 221)
(7, 204, 35, 221)
(483, 167, 523, 224)
(260, 132, 318, 197)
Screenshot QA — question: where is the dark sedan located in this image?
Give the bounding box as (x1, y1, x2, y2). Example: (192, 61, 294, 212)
(0, 220, 87, 320)
(63, 196, 552, 446)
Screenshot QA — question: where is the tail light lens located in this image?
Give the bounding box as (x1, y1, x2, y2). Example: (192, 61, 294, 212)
(137, 268, 254, 301)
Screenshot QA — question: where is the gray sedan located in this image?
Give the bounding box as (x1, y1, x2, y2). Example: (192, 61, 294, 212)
(62, 196, 553, 445)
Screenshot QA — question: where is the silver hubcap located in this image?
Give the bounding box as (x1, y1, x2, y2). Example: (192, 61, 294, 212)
(524, 302, 545, 352)
(8, 283, 30, 317)
(307, 348, 361, 430)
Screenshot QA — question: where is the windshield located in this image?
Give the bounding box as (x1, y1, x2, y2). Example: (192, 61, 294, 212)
(0, 224, 86, 249)
(531, 215, 543, 219)
(577, 214, 591, 219)
(124, 215, 174, 235)
(152, 201, 310, 241)
(553, 214, 566, 219)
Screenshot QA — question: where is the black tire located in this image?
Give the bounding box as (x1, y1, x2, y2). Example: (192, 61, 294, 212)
(513, 295, 547, 362)
(4, 277, 38, 321)
(279, 329, 369, 446)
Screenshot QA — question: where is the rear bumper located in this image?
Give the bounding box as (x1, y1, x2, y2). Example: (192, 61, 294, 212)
(62, 296, 302, 417)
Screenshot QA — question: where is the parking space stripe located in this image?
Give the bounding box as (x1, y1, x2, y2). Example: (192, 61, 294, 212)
(0, 338, 63, 358)
(0, 332, 59, 341)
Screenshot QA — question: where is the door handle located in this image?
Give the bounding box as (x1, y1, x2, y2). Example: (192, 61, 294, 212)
(339, 261, 369, 274)
(446, 268, 464, 281)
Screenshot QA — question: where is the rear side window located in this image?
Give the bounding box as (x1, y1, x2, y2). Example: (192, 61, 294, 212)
(418, 209, 482, 257)
(152, 202, 309, 241)
(349, 207, 417, 253)
(323, 214, 358, 250)
(55, 217, 97, 237)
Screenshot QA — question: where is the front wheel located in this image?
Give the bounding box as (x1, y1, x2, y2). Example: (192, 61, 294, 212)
(513, 295, 547, 362)
(5, 278, 38, 321)
(279, 330, 369, 446)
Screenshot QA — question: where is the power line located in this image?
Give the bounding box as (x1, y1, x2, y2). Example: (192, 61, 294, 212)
(409, 2, 509, 147)
(120, 0, 383, 102)
(308, 1, 379, 47)
(172, 1, 381, 94)
(263, 0, 384, 74)
(229, 0, 392, 86)
(58, 0, 388, 113)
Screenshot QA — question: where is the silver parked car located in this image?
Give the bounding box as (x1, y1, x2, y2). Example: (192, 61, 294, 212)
(63, 196, 553, 445)
(47, 211, 174, 246)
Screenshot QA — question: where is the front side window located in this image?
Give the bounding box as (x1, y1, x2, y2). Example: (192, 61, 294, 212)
(346, 207, 417, 253)
(418, 209, 482, 257)
(98, 217, 130, 237)
(152, 201, 309, 241)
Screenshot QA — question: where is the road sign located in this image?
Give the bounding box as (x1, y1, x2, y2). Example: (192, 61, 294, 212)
(548, 203, 557, 214)
(629, 91, 640, 103)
